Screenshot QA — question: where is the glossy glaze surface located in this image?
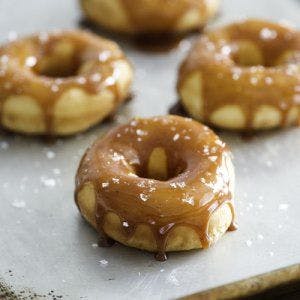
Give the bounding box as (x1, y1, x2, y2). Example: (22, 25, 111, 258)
(75, 115, 235, 259)
(0, 30, 127, 134)
(178, 19, 300, 129)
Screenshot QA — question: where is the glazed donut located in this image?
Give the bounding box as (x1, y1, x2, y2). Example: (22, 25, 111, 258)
(80, 0, 220, 34)
(178, 19, 300, 130)
(0, 30, 133, 135)
(75, 115, 236, 260)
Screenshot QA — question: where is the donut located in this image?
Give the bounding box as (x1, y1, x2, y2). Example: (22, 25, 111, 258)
(80, 0, 220, 34)
(177, 19, 300, 130)
(75, 115, 236, 260)
(0, 30, 133, 135)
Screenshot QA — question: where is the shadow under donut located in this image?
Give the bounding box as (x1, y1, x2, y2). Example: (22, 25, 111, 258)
(79, 18, 201, 53)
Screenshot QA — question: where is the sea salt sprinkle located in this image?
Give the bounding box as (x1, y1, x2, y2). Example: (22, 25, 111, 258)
(99, 259, 108, 267)
(170, 182, 186, 189)
(51, 84, 59, 93)
(0, 141, 9, 150)
(250, 77, 258, 85)
(246, 240, 253, 247)
(91, 73, 101, 82)
(170, 181, 186, 189)
(232, 72, 240, 81)
(122, 221, 129, 228)
(98, 51, 111, 62)
(25, 56, 37, 67)
(12, 199, 26, 208)
(139, 193, 149, 201)
(111, 152, 124, 162)
(40, 177, 56, 187)
(265, 160, 273, 168)
(77, 77, 87, 84)
(203, 145, 210, 155)
(182, 196, 194, 205)
(167, 270, 180, 286)
(260, 28, 278, 40)
(257, 204, 264, 210)
(137, 181, 146, 188)
(173, 133, 180, 141)
(130, 120, 138, 127)
(209, 156, 218, 162)
(278, 203, 289, 211)
(112, 178, 120, 184)
(221, 45, 231, 56)
(53, 168, 61, 175)
(265, 77, 273, 85)
(136, 129, 147, 136)
(257, 234, 264, 241)
(46, 150, 56, 159)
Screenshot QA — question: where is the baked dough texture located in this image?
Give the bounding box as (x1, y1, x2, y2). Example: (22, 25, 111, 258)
(80, 0, 220, 34)
(178, 19, 300, 130)
(75, 115, 235, 259)
(0, 30, 133, 135)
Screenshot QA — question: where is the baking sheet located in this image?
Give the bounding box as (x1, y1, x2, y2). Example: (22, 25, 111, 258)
(0, 0, 300, 299)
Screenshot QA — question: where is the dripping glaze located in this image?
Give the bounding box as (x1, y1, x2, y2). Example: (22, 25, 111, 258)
(75, 116, 236, 261)
(0, 30, 126, 134)
(178, 19, 300, 129)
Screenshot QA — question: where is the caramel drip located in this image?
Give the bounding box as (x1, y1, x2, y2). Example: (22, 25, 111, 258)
(75, 116, 236, 260)
(121, 0, 208, 33)
(178, 20, 300, 130)
(0, 30, 126, 135)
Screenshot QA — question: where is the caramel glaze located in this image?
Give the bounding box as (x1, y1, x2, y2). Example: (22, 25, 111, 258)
(169, 101, 258, 141)
(75, 116, 235, 260)
(178, 19, 300, 129)
(0, 30, 128, 135)
(121, 0, 208, 34)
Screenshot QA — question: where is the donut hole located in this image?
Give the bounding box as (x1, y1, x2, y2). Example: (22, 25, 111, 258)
(230, 40, 264, 66)
(136, 147, 187, 181)
(34, 57, 81, 78)
(31, 41, 81, 78)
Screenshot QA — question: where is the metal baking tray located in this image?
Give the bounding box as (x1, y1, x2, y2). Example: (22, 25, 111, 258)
(0, 0, 300, 299)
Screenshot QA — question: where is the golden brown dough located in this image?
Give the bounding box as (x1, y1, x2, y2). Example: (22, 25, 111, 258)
(80, 0, 220, 34)
(75, 115, 236, 260)
(0, 30, 133, 135)
(178, 19, 300, 130)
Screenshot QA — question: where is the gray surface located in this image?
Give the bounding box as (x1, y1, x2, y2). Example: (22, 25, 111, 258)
(0, 0, 300, 299)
